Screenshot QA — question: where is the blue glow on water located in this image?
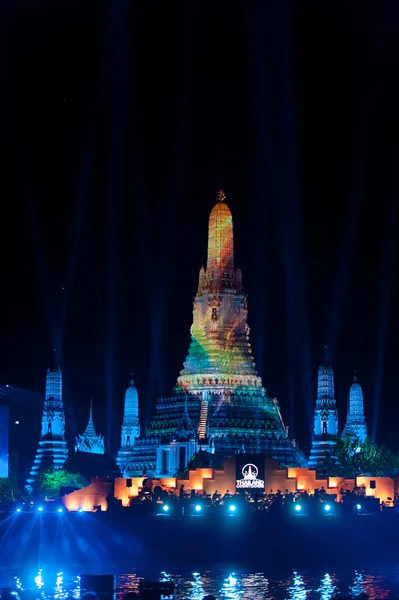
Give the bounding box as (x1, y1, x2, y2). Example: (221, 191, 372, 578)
(14, 576, 22, 590)
(0, 568, 396, 599)
(317, 573, 336, 599)
(54, 572, 67, 600)
(287, 571, 307, 599)
(34, 569, 44, 589)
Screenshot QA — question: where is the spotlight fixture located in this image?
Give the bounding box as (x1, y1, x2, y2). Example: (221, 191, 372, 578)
(163, 505, 169, 512)
(194, 504, 202, 512)
(324, 504, 331, 512)
(78, 508, 83, 513)
(57, 508, 63, 513)
(229, 505, 236, 513)
(294, 504, 302, 512)
(356, 503, 361, 510)
(38, 507, 43, 512)
(16, 508, 21, 513)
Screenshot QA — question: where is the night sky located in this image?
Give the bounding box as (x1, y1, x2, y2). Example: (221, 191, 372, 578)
(1, 2, 399, 457)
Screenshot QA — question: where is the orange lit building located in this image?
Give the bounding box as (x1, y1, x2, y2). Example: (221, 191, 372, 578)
(61, 454, 397, 511)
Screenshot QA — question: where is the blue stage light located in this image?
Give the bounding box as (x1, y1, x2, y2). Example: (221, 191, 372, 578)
(295, 504, 301, 512)
(229, 505, 236, 512)
(57, 508, 63, 513)
(16, 508, 21, 513)
(356, 503, 361, 510)
(78, 508, 83, 513)
(163, 505, 169, 512)
(324, 504, 331, 512)
(38, 507, 43, 512)
(195, 504, 202, 512)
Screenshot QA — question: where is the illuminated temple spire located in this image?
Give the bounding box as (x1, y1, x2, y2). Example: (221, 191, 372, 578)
(308, 347, 338, 470)
(177, 189, 260, 392)
(206, 188, 234, 276)
(75, 399, 104, 455)
(26, 365, 69, 491)
(117, 377, 141, 474)
(342, 373, 367, 444)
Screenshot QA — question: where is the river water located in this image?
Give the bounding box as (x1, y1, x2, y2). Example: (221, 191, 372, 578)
(1, 567, 398, 599)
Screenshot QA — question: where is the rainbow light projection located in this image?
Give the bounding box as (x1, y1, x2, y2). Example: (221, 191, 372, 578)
(126, 188, 307, 472)
(177, 190, 262, 393)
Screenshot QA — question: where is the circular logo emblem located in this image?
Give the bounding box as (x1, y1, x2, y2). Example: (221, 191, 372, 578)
(242, 463, 258, 479)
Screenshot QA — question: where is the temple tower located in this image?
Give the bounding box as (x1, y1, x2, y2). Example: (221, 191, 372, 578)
(75, 400, 104, 454)
(177, 189, 260, 395)
(342, 373, 367, 444)
(123, 189, 307, 478)
(308, 348, 338, 470)
(26, 366, 68, 491)
(117, 378, 141, 474)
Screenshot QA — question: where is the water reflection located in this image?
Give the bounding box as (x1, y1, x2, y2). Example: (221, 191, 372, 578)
(287, 571, 308, 599)
(2, 568, 398, 599)
(221, 573, 241, 599)
(350, 570, 391, 599)
(72, 575, 81, 599)
(34, 570, 44, 590)
(190, 572, 206, 599)
(240, 573, 272, 599)
(54, 572, 66, 600)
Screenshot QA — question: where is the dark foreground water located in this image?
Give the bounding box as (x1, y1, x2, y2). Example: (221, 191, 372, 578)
(1, 567, 399, 599)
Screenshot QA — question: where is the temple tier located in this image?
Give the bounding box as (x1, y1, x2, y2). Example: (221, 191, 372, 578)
(121, 190, 306, 477)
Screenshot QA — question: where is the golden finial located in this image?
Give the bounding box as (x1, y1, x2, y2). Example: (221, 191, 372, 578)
(218, 188, 226, 203)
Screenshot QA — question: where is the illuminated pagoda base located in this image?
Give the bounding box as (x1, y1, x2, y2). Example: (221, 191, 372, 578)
(122, 191, 306, 478)
(26, 439, 69, 490)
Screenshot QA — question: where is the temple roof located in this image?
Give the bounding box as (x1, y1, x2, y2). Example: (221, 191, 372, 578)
(75, 400, 104, 454)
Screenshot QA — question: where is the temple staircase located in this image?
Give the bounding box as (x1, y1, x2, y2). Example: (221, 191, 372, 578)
(198, 398, 209, 439)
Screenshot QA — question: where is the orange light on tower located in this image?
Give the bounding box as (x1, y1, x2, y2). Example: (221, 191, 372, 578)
(207, 189, 234, 275)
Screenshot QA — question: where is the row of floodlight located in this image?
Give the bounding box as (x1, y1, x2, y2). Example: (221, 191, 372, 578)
(15, 507, 85, 514)
(161, 503, 237, 515)
(294, 502, 334, 513)
(293, 502, 363, 514)
(14, 502, 364, 516)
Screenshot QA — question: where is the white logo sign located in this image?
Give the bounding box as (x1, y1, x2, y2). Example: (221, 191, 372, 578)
(236, 463, 265, 489)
